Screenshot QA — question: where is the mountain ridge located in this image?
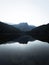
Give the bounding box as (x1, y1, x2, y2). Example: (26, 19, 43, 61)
(0, 21, 22, 44)
(13, 23, 36, 31)
(27, 23, 49, 43)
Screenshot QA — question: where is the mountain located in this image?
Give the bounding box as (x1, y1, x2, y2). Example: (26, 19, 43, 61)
(1, 22, 49, 44)
(0, 21, 22, 44)
(0, 22, 21, 33)
(13, 23, 36, 31)
(27, 23, 49, 43)
(0, 22, 35, 44)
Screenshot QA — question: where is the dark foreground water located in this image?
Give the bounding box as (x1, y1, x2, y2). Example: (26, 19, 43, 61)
(0, 40, 49, 65)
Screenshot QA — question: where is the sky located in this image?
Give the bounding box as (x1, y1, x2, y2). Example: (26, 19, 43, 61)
(0, 0, 49, 26)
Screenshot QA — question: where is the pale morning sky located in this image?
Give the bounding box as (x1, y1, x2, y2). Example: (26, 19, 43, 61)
(0, 0, 49, 26)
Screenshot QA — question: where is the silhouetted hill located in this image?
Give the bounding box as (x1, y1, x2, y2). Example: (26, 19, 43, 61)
(27, 23, 49, 43)
(0, 22, 22, 44)
(13, 23, 36, 31)
(0, 22, 21, 33)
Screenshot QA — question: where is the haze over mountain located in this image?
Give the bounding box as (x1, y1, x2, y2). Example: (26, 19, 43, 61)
(27, 23, 49, 43)
(13, 23, 36, 31)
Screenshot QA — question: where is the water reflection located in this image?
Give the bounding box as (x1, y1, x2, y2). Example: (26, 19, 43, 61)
(0, 40, 49, 65)
(0, 35, 35, 44)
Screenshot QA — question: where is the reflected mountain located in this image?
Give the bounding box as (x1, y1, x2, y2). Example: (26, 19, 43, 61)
(13, 35, 35, 44)
(27, 23, 49, 43)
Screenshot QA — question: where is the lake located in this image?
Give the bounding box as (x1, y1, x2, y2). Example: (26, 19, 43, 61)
(0, 40, 49, 65)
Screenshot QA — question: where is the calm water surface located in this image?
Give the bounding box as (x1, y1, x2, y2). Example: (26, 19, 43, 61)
(0, 40, 49, 65)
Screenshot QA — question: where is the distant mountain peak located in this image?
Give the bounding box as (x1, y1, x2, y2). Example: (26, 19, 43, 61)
(13, 23, 36, 31)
